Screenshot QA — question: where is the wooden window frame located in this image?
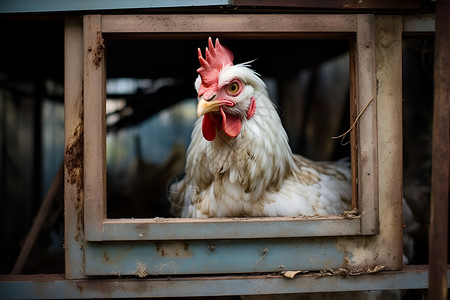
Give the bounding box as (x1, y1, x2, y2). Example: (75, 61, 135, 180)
(84, 14, 378, 241)
(80, 14, 379, 276)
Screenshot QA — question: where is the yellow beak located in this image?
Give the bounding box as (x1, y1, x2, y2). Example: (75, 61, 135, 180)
(197, 97, 222, 117)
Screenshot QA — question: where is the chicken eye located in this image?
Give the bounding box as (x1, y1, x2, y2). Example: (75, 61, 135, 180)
(228, 82, 240, 94)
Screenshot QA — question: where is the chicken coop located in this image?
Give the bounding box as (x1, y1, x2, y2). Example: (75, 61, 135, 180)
(0, 0, 448, 299)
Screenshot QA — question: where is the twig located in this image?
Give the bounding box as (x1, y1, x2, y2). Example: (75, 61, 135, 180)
(332, 97, 374, 145)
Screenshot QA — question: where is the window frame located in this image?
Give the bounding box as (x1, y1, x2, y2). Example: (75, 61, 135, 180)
(83, 14, 378, 243)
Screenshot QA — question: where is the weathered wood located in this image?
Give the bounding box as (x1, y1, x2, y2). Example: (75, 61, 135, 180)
(84, 237, 356, 276)
(64, 15, 85, 279)
(429, 0, 450, 299)
(0, 0, 421, 14)
(234, 0, 420, 10)
(101, 217, 361, 240)
(349, 36, 358, 210)
(373, 15, 404, 271)
(403, 14, 435, 34)
(356, 14, 379, 235)
(83, 15, 106, 241)
(0, 266, 447, 299)
(79, 14, 395, 278)
(11, 162, 63, 274)
(84, 14, 379, 244)
(101, 14, 357, 35)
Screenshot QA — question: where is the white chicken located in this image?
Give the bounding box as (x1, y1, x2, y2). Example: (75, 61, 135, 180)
(169, 38, 351, 218)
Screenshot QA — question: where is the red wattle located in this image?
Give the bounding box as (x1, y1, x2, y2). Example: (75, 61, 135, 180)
(221, 107, 241, 138)
(202, 113, 216, 141)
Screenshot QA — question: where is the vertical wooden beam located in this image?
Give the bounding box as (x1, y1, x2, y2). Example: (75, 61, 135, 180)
(374, 15, 404, 270)
(429, 0, 450, 298)
(349, 37, 358, 211)
(64, 15, 85, 279)
(356, 14, 379, 235)
(83, 15, 106, 241)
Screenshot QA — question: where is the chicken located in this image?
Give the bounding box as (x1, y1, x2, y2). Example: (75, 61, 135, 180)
(169, 38, 351, 218)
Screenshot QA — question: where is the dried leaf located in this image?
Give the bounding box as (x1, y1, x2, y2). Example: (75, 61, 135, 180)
(282, 270, 308, 278)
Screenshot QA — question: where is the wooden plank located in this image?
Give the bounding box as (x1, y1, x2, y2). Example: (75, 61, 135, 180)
(403, 14, 435, 34)
(84, 238, 350, 276)
(11, 162, 63, 274)
(429, 0, 450, 299)
(374, 15, 404, 270)
(355, 14, 379, 235)
(234, 0, 420, 10)
(83, 15, 106, 241)
(0, 0, 421, 14)
(0, 0, 231, 13)
(349, 0, 420, 10)
(0, 266, 447, 299)
(64, 15, 86, 279)
(101, 14, 357, 34)
(101, 217, 361, 240)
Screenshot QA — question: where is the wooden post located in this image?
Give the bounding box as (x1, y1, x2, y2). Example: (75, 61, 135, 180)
(374, 15, 404, 271)
(429, 1, 450, 299)
(83, 15, 106, 241)
(356, 14, 379, 235)
(64, 15, 85, 279)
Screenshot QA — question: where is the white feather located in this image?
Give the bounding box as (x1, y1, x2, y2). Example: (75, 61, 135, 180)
(169, 64, 351, 218)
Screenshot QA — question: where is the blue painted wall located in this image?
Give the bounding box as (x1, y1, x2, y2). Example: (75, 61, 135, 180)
(0, 0, 229, 13)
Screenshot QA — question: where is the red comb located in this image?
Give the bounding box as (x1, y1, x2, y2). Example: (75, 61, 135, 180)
(197, 37, 234, 99)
